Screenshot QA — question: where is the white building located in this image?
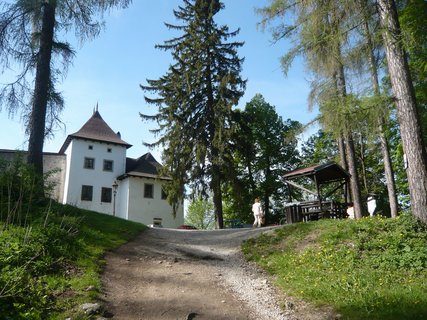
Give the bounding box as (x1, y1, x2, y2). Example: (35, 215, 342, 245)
(0, 110, 184, 228)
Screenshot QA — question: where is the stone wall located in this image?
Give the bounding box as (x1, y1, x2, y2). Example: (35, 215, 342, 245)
(0, 149, 66, 202)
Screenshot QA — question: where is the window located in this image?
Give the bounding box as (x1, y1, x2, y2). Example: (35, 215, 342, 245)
(153, 218, 162, 227)
(101, 187, 112, 203)
(107, 148, 112, 153)
(81, 185, 93, 201)
(84, 157, 95, 169)
(88, 145, 93, 150)
(144, 183, 154, 198)
(161, 188, 167, 200)
(103, 160, 113, 172)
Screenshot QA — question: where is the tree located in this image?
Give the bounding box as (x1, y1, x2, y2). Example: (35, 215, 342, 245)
(226, 94, 301, 224)
(186, 196, 215, 230)
(377, 0, 427, 222)
(0, 0, 131, 178)
(140, 0, 246, 229)
(257, 0, 366, 218)
(355, 0, 399, 217)
(300, 130, 338, 166)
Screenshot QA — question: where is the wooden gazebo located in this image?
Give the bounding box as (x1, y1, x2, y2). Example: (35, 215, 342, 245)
(283, 161, 350, 223)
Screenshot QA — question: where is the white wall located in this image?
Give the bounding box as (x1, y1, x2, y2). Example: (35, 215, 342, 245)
(115, 178, 129, 220)
(127, 176, 184, 228)
(63, 139, 127, 214)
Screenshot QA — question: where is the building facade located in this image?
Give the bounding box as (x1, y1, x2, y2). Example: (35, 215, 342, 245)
(1, 110, 184, 228)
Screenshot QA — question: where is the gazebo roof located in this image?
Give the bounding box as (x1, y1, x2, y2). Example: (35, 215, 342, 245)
(283, 161, 350, 184)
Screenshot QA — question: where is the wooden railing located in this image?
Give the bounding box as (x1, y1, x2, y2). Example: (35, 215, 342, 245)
(285, 200, 348, 224)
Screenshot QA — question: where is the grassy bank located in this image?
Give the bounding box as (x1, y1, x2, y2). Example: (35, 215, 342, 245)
(0, 203, 145, 320)
(242, 214, 427, 319)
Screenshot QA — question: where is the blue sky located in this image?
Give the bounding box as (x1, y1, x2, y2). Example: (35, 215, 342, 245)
(0, 0, 318, 160)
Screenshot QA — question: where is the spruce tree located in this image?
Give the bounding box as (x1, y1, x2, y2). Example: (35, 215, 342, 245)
(141, 0, 246, 229)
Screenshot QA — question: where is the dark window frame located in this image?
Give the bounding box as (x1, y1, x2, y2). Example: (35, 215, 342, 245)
(84, 157, 95, 169)
(101, 187, 112, 203)
(81, 185, 93, 201)
(144, 183, 154, 199)
(103, 160, 114, 172)
(161, 188, 167, 200)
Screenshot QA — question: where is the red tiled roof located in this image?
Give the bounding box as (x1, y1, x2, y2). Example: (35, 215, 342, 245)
(59, 111, 131, 153)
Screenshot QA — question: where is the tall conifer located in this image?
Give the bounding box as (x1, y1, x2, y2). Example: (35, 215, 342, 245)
(141, 0, 246, 228)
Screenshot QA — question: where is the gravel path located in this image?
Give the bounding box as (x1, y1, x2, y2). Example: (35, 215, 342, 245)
(102, 226, 330, 320)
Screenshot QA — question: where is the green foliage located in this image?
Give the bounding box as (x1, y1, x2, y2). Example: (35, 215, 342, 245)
(0, 204, 144, 319)
(386, 117, 410, 208)
(140, 0, 246, 225)
(242, 215, 427, 319)
(225, 94, 301, 224)
(399, 0, 427, 141)
(0, 221, 79, 319)
(300, 130, 338, 166)
(186, 197, 215, 229)
(0, 155, 56, 225)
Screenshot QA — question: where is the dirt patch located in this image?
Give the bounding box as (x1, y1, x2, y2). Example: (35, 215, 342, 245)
(294, 229, 322, 253)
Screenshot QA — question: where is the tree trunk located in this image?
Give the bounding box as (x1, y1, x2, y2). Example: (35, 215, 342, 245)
(338, 136, 348, 171)
(344, 132, 364, 218)
(377, 0, 427, 222)
(27, 2, 55, 179)
(378, 119, 399, 217)
(358, 135, 369, 195)
(360, 0, 399, 218)
(212, 164, 224, 229)
(336, 61, 364, 218)
(264, 164, 271, 218)
(337, 135, 351, 203)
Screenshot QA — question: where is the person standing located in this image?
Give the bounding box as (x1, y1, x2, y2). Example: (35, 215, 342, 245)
(252, 197, 264, 228)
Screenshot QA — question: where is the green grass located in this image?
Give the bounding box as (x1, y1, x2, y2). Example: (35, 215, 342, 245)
(0, 203, 145, 320)
(242, 214, 427, 320)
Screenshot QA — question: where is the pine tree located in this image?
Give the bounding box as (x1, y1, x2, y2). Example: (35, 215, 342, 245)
(141, 0, 246, 229)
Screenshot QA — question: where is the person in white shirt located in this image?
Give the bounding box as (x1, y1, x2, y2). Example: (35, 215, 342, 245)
(252, 197, 264, 228)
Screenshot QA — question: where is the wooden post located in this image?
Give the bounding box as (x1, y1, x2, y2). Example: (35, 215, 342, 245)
(314, 175, 322, 212)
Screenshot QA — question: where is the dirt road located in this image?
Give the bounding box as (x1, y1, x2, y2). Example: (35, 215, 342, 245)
(101, 226, 289, 320)
(101, 226, 336, 320)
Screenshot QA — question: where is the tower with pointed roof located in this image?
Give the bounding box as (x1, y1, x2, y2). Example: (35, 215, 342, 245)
(57, 110, 183, 227)
(59, 110, 131, 215)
